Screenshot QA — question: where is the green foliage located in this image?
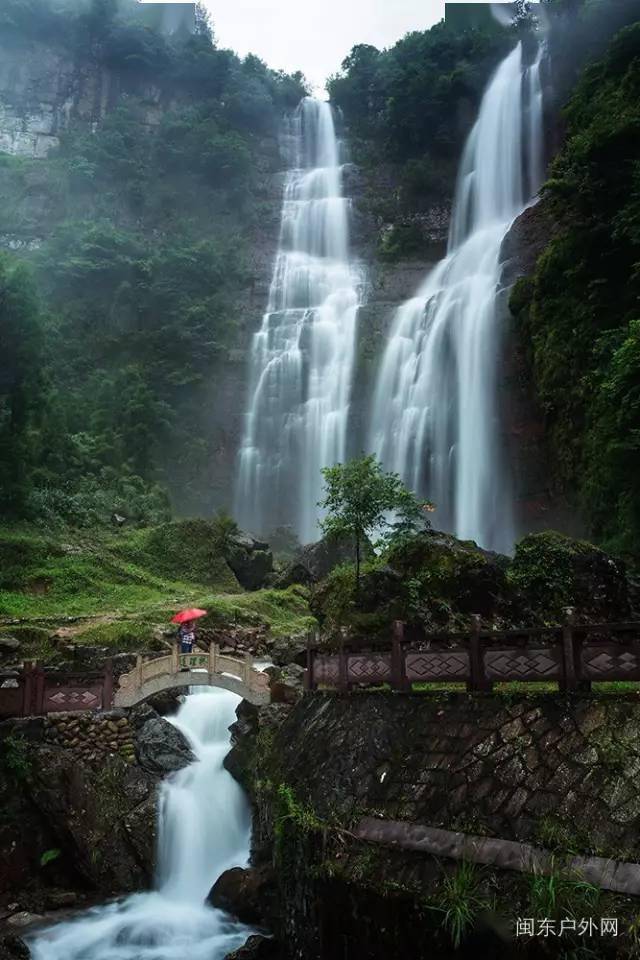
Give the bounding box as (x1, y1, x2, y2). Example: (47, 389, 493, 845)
(1, 734, 32, 780)
(39, 847, 61, 867)
(512, 22, 640, 555)
(274, 783, 323, 867)
(507, 532, 596, 618)
(319, 455, 432, 585)
(431, 862, 493, 949)
(0, 525, 313, 641)
(377, 222, 427, 261)
(327, 17, 512, 233)
(328, 22, 509, 171)
(528, 863, 600, 923)
(211, 510, 239, 554)
(112, 519, 237, 589)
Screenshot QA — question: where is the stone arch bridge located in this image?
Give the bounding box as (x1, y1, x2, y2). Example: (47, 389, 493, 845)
(114, 645, 271, 707)
(0, 644, 271, 718)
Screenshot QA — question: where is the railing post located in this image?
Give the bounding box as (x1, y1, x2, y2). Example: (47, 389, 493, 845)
(338, 629, 349, 692)
(469, 615, 491, 692)
(391, 620, 409, 692)
(209, 642, 218, 676)
(560, 607, 578, 692)
(304, 631, 316, 692)
(135, 654, 143, 689)
(22, 662, 34, 717)
(103, 658, 114, 709)
(171, 642, 179, 676)
(34, 663, 46, 716)
(244, 653, 252, 685)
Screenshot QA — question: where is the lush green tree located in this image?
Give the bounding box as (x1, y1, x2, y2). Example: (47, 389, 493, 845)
(328, 20, 510, 169)
(319, 455, 433, 588)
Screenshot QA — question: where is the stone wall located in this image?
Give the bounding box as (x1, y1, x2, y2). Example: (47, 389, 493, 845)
(43, 711, 135, 766)
(269, 693, 640, 858)
(231, 693, 640, 958)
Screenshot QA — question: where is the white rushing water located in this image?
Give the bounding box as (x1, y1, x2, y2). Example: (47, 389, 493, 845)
(29, 688, 253, 960)
(369, 44, 544, 553)
(235, 96, 362, 544)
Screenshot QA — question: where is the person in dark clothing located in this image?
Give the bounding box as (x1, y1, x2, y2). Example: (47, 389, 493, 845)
(178, 620, 196, 653)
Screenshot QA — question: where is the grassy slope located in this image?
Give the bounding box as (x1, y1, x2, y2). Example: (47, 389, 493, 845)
(0, 523, 315, 656)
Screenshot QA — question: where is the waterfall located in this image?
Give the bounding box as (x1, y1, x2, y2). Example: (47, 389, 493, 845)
(369, 44, 544, 554)
(235, 97, 362, 544)
(29, 689, 254, 960)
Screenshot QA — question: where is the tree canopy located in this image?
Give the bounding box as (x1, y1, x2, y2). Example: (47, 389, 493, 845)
(319, 455, 433, 586)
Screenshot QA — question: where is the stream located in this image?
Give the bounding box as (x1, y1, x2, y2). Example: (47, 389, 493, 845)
(28, 688, 254, 960)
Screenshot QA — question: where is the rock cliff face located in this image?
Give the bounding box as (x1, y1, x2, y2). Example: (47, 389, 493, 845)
(498, 201, 584, 540)
(0, 36, 165, 161)
(0, 704, 192, 911)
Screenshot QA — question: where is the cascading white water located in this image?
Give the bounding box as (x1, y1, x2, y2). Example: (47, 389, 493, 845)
(29, 689, 253, 960)
(235, 97, 362, 544)
(369, 44, 544, 553)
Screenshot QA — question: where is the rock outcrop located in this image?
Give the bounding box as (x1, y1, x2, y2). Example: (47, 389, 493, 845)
(311, 527, 633, 636)
(224, 532, 274, 591)
(223, 935, 278, 960)
(0, 935, 29, 960)
(25, 745, 157, 893)
(208, 864, 275, 926)
(0, 703, 195, 903)
(275, 533, 367, 588)
(131, 704, 195, 776)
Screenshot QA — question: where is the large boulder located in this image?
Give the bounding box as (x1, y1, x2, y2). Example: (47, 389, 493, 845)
(269, 664, 305, 705)
(275, 533, 368, 588)
(143, 687, 184, 717)
(25, 746, 157, 893)
(311, 529, 511, 636)
(208, 864, 275, 925)
(509, 531, 631, 623)
(133, 708, 195, 776)
(0, 935, 29, 960)
(225, 532, 274, 591)
(224, 700, 259, 791)
(265, 633, 308, 667)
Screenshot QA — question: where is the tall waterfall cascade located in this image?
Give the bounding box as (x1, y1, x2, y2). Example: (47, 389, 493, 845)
(369, 44, 544, 553)
(29, 689, 253, 960)
(235, 97, 363, 544)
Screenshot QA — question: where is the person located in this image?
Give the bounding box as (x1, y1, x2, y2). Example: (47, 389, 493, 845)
(178, 619, 196, 654)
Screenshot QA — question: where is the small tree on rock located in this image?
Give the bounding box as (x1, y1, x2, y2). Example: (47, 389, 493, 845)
(319, 455, 433, 590)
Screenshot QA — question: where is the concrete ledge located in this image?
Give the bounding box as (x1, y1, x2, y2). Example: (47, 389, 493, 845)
(355, 817, 640, 896)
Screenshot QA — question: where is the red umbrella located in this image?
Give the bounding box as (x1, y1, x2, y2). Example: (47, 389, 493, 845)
(171, 608, 208, 624)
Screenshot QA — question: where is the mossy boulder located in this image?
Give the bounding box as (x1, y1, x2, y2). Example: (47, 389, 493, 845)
(508, 531, 630, 623)
(385, 531, 511, 619)
(312, 530, 512, 636)
(311, 528, 632, 636)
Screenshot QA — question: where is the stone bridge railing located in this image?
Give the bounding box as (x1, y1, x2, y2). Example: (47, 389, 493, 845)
(0, 644, 271, 718)
(114, 644, 271, 707)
